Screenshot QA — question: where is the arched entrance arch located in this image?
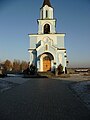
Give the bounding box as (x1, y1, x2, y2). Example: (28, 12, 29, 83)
(40, 52, 54, 72)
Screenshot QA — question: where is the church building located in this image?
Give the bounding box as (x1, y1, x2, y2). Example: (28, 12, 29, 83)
(28, 0, 67, 72)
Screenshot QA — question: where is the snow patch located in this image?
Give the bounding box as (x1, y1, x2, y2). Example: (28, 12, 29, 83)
(71, 81, 90, 110)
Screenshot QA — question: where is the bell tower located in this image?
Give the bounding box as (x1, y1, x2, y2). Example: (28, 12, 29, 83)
(28, 0, 67, 73)
(38, 0, 56, 34)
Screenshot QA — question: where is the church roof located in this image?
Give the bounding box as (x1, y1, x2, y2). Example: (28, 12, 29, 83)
(42, 0, 52, 8)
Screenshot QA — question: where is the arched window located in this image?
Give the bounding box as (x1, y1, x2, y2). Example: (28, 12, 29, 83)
(44, 24, 50, 34)
(46, 10, 48, 18)
(42, 11, 43, 19)
(45, 45, 48, 50)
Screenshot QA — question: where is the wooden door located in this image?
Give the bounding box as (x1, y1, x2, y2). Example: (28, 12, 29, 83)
(43, 56, 51, 71)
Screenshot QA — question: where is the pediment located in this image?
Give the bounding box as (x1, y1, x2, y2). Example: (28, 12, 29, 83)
(36, 36, 57, 52)
(42, 36, 53, 44)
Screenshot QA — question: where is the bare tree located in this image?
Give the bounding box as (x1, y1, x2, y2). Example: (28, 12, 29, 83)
(4, 59, 12, 72)
(20, 61, 28, 72)
(13, 59, 21, 72)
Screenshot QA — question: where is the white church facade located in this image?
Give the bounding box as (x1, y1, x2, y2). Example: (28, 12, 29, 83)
(28, 0, 67, 72)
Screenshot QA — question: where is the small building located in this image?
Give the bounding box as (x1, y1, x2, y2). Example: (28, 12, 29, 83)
(28, 0, 67, 72)
(75, 68, 89, 74)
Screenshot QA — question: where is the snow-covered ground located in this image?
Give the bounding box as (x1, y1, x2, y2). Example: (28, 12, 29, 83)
(0, 75, 30, 93)
(71, 80, 90, 110)
(53, 74, 90, 110)
(0, 75, 29, 84)
(0, 79, 18, 93)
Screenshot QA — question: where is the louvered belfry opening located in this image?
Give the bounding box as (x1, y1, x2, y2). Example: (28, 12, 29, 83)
(44, 24, 50, 34)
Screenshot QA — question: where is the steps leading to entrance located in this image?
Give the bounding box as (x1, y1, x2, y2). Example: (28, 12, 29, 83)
(38, 71, 55, 78)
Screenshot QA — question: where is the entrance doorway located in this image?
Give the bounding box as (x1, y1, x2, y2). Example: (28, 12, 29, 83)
(43, 56, 51, 71)
(39, 52, 54, 72)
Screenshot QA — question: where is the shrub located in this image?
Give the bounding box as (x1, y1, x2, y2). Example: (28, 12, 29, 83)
(23, 67, 30, 75)
(30, 64, 37, 75)
(23, 64, 37, 75)
(57, 64, 63, 75)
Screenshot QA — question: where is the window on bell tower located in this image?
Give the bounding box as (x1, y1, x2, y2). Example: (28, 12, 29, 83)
(44, 24, 50, 34)
(46, 10, 48, 18)
(42, 11, 43, 19)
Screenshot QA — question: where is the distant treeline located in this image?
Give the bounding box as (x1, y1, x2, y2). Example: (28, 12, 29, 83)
(0, 59, 29, 73)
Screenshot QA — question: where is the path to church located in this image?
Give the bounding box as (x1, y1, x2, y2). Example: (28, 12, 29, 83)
(0, 78, 89, 120)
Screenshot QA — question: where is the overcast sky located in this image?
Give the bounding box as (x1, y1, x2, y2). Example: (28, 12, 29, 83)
(0, 0, 90, 67)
